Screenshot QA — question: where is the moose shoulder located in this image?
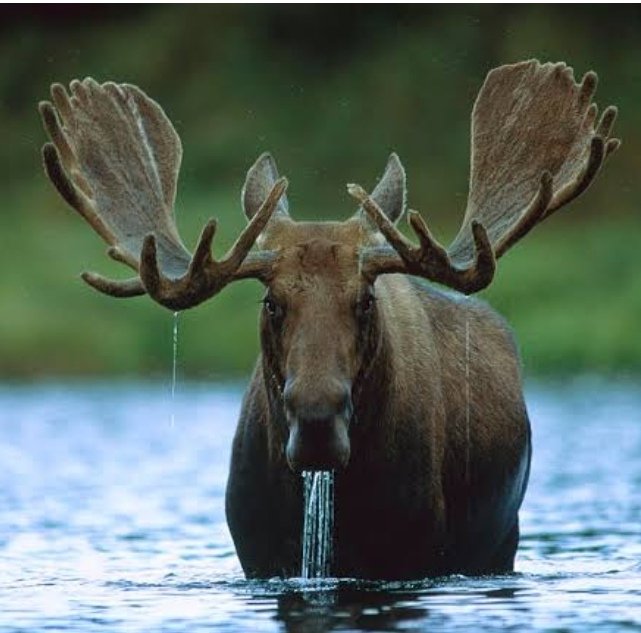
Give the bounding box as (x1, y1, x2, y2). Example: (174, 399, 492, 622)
(228, 259, 530, 578)
(39, 60, 619, 579)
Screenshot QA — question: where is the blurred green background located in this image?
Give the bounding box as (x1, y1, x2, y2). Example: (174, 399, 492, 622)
(1, 5, 639, 381)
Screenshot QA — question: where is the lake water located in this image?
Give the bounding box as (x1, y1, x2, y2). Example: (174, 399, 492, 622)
(0, 379, 640, 632)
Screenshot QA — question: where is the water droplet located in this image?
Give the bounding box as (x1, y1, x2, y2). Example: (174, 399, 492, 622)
(465, 315, 471, 484)
(170, 311, 179, 428)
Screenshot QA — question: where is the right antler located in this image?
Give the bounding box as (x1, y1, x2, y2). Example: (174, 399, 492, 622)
(351, 60, 620, 294)
(39, 79, 285, 310)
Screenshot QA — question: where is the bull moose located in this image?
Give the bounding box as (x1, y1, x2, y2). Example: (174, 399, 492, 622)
(38, 60, 619, 579)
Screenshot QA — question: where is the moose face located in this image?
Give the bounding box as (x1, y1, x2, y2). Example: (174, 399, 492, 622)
(258, 220, 380, 472)
(238, 151, 406, 473)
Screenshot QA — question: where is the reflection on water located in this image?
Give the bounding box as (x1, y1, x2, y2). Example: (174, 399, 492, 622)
(275, 583, 431, 632)
(0, 378, 640, 632)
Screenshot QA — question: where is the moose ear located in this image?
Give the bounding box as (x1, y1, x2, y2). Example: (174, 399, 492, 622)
(366, 153, 406, 225)
(242, 152, 290, 220)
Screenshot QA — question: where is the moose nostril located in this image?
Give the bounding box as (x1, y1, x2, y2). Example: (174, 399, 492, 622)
(283, 377, 351, 421)
(286, 416, 351, 472)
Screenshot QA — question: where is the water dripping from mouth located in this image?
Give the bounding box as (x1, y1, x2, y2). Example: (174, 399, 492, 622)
(301, 471, 334, 578)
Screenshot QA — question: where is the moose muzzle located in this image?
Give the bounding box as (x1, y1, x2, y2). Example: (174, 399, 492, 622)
(283, 377, 352, 472)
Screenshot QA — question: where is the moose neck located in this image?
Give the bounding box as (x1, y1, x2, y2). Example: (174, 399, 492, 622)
(349, 297, 397, 457)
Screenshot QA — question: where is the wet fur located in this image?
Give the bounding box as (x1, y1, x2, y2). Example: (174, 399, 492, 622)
(225, 223, 531, 580)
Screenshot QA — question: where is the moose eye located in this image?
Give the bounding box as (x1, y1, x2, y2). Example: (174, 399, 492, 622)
(262, 296, 281, 318)
(359, 292, 376, 315)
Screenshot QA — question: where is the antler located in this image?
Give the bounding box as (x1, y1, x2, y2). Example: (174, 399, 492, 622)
(351, 60, 620, 294)
(39, 79, 285, 310)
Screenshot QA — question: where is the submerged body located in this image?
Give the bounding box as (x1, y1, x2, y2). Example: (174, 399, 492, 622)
(226, 264, 531, 579)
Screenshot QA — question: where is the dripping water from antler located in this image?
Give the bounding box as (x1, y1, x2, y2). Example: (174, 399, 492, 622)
(170, 311, 179, 428)
(465, 315, 471, 485)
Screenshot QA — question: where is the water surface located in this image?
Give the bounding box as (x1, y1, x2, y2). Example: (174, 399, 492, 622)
(0, 379, 639, 632)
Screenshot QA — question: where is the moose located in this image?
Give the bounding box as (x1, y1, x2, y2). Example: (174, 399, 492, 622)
(39, 60, 619, 579)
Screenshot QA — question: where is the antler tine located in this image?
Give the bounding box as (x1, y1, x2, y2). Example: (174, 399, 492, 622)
(107, 246, 138, 270)
(595, 100, 622, 159)
(544, 106, 621, 217)
(544, 91, 620, 217)
(494, 171, 553, 258)
(137, 178, 287, 311)
(41, 140, 82, 210)
(597, 105, 618, 138)
(351, 184, 496, 294)
(41, 141, 115, 248)
(606, 137, 622, 158)
(139, 234, 163, 299)
(578, 70, 598, 109)
(78, 245, 144, 298)
(407, 210, 496, 293)
(81, 272, 146, 298)
(189, 219, 218, 272)
(407, 209, 450, 262)
(50, 83, 74, 122)
(41, 103, 145, 298)
(219, 177, 288, 272)
(40, 100, 74, 165)
(347, 183, 414, 259)
(545, 136, 604, 216)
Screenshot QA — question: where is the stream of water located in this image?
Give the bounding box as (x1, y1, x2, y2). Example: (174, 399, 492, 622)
(301, 471, 335, 578)
(170, 312, 179, 428)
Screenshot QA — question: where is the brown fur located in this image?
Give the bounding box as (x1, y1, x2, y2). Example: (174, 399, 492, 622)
(226, 218, 531, 579)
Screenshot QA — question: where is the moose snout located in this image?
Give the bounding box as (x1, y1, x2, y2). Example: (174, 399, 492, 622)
(283, 377, 352, 472)
(283, 377, 352, 422)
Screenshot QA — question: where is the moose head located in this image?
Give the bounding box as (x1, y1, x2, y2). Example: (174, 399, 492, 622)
(39, 61, 619, 474)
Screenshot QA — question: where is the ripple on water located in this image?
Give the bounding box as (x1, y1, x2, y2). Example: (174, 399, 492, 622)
(0, 380, 640, 632)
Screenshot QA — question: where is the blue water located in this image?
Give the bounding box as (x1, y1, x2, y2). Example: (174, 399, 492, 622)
(0, 379, 640, 632)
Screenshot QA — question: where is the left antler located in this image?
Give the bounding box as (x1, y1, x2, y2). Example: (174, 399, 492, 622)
(39, 79, 284, 310)
(350, 60, 620, 294)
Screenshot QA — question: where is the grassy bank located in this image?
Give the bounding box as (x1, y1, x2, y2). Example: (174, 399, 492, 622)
(3, 187, 639, 379)
(1, 5, 639, 379)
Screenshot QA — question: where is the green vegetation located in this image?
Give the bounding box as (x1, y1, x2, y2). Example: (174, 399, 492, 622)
(1, 6, 640, 379)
